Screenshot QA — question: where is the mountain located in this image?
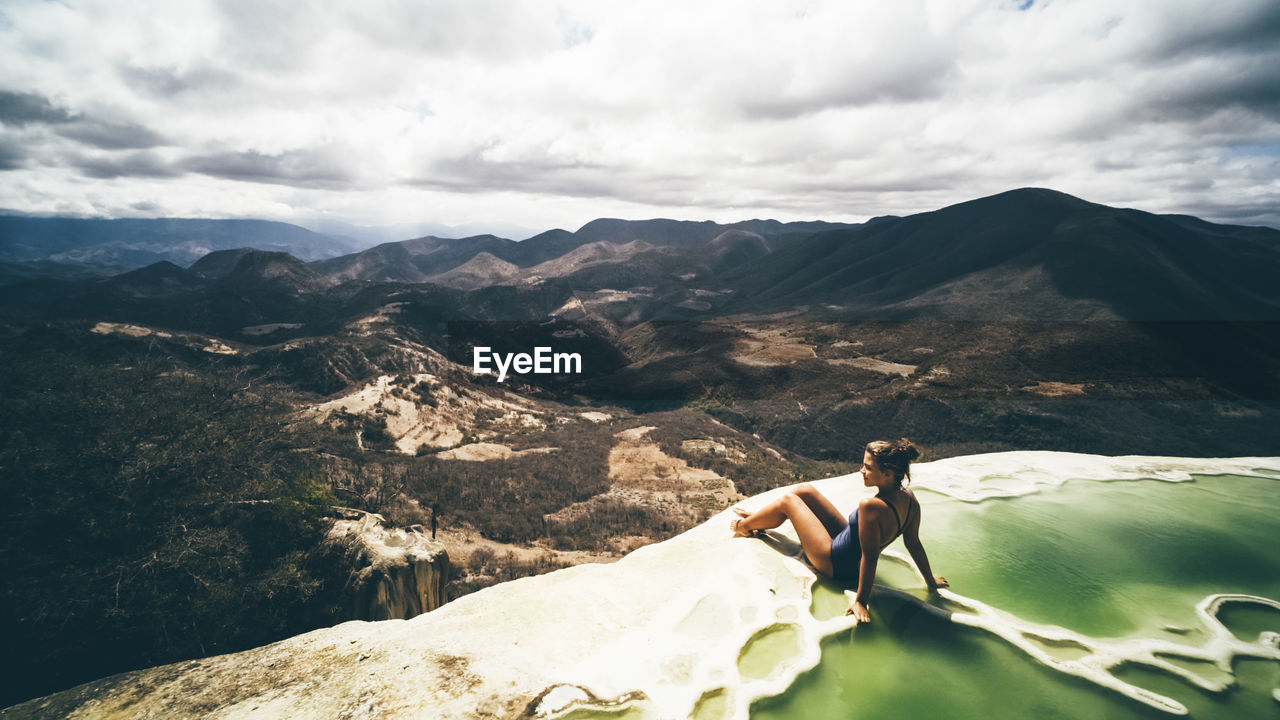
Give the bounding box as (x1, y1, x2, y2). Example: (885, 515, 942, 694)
(9, 196, 1279, 323)
(505, 218, 859, 268)
(0, 216, 358, 275)
(312, 235, 519, 284)
(0, 259, 113, 286)
(716, 188, 1280, 321)
(309, 219, 860, 294)
(190, 248, 323, 291)
(7, 189, 1280, 331)
(0, 249, 335, 337)
(106, 260, 204, 298)
(302, 193, 1280, 323)
(188, 247, 266, 279)
(300, 218, 540, 245)
(7, 188, 1280, 356)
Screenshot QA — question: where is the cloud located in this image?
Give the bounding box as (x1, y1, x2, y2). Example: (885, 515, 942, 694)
(1162, 53, 1280, 119)
(0, 90, 75, 126)
(418, 164, 710, 211)
(0, 137, 27, 170)
(1132, 1, 1280, 62)
(0, 0, 1276, 229)
(0, 90, 167, 152)
(183, 146, 358, 189)
(72, 151, 181, 179)
(119, 63, 242, 99)
(128, 200, 162, 213)
(57, 121, 168, 150)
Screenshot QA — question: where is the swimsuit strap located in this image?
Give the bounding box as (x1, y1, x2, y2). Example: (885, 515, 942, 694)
(879, 493, 911, 549)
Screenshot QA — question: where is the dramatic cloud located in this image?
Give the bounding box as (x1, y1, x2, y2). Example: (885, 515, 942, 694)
(184, 146, 359, 189)
(57, 121, 168, 150)
(0, 137, 27, 170)
(0, 0, 1277, 230)
(72, 151, 181, 180)
(0, 90, 75, 126)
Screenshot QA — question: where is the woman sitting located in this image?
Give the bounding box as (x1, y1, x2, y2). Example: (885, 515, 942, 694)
(730, 438, 947, 623)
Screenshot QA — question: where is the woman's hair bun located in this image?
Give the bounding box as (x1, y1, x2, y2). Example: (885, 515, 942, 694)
(866, 438, 921, 485)
(895, 438, 921, 462)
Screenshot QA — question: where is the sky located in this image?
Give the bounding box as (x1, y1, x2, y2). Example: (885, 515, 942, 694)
(1, 0, 1278, 235)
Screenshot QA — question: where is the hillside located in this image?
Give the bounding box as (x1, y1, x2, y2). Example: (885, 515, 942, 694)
(309, 218, 859, 290)
(716, 188, 1280, 321)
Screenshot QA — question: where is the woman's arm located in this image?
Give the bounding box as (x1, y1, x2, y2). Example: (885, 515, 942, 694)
(902, 496, 947, 591)
(847, 499, 883, 623)
(904, 538, 947, 590)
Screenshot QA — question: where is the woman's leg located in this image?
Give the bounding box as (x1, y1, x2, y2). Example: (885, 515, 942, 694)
(737, 483, 847, 535)
(793, 483, 849, 537)
(733, 488, 838, 576)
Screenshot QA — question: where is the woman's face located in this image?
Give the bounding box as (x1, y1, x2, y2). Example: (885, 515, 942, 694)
(861, 450, 895, 488)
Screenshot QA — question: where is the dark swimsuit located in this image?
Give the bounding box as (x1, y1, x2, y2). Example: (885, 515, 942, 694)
(828, 494, 912, 584)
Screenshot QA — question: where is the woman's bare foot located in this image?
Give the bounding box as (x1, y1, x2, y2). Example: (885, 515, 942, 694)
(730, 507, 756, 537)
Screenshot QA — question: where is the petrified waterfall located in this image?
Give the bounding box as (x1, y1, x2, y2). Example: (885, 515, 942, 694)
(327, 508, 449, 620)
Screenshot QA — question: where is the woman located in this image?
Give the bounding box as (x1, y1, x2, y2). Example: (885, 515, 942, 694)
(730, 438, 947, 623)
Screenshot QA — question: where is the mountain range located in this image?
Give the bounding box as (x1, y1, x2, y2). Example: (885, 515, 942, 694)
(0, 215, 357, 281)
(4, 188, 1278, 325)
(3, 187, 1279, 448)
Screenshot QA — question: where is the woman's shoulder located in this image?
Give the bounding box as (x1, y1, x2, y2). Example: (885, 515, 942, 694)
(858, 494, 901, 516)
(903, 487, 922, 516)
(857, 495, 887, 517)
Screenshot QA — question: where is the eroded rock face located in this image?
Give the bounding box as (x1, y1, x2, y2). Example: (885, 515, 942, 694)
(7, 454, 1280, 720)
(327, 508, 450, 621)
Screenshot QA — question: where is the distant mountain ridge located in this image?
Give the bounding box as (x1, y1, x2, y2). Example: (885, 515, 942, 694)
(4, 190, 1279, 324)
(716, 188, 1280, 321)
(311, 218, 860, 289)
(300, 218, 539, 245)
(0, 216, 358, 277)
(301, 190, 1280, 322)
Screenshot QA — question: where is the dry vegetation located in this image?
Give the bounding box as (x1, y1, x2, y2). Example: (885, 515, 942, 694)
(313, 377, 852, 599)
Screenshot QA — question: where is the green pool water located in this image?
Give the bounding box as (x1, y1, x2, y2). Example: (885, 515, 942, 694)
(753, 474, 1280, 719)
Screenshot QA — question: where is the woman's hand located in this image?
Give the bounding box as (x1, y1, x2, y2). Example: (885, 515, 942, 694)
(845, 600, 871, 624)
(928, 575, 949, 591)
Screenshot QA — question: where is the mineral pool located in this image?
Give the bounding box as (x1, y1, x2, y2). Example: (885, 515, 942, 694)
(753, 470, 1280, 719)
